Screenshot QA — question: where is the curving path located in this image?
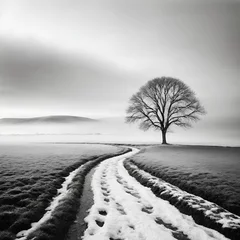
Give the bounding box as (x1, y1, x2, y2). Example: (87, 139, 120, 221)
(82, 148, 229, 240)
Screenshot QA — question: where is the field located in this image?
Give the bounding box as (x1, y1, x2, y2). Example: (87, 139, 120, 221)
(1, 143, 240, 240)
(130, 145, 240, 216)
(0, 143, 123, 239)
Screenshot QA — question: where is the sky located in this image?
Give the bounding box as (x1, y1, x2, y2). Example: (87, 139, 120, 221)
(0, 0, 239, 145)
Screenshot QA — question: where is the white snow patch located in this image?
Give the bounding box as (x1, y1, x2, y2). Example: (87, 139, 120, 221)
(16, 165, 84, 240)
(128, 162, 240, 230)
(82, 148, 229, 240)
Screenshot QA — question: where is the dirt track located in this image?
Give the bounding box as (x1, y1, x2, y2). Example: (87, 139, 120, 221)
(66, 166, 97, 240)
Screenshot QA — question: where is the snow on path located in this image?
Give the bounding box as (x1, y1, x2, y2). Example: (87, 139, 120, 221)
(125, 160, 240, 230)
(16, 165, 84, 240)
(83, 148, 229, 240)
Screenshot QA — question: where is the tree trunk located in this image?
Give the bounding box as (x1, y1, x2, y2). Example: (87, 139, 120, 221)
(161, 130, 167, 144)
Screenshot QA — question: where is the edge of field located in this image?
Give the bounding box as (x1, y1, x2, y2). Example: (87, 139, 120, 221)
(0, 145, 131, 240)
(124, 145, 240, 240)
(25, 147, 131, 240)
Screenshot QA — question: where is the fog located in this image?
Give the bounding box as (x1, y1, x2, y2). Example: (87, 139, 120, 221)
(0, 117, 239, 146)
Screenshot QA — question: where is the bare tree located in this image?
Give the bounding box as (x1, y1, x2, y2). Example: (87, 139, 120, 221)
(126, 77, 206, 144)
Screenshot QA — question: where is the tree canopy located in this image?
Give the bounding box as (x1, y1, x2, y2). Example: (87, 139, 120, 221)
(126, 77, 206, 144)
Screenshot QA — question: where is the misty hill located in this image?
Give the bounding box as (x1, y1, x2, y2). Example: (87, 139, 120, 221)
(0, 115, 97, 125)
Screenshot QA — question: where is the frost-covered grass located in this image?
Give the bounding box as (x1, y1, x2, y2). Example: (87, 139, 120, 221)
(0, 143, 123, 240)
(130, 145, 240, 217)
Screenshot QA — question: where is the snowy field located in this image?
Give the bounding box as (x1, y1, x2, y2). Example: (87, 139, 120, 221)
(124, 159, 240, 239)
(82, 148, 231, 240)
(0, 143, 121, 240)
(1, 143, 240, 240)
(131, 145, 240, 217)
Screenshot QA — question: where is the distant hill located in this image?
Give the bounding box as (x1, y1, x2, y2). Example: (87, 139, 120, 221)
(0, 115, 97, 125)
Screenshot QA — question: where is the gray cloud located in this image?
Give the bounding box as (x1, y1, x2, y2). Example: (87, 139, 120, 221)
(0, 38, 140, 110)
(0, 38, 144, 119)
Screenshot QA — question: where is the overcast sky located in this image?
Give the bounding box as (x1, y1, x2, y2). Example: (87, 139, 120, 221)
(0, 0, 239, 141)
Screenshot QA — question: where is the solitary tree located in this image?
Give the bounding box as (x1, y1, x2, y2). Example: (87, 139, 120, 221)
(126, 77, 206, 144)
